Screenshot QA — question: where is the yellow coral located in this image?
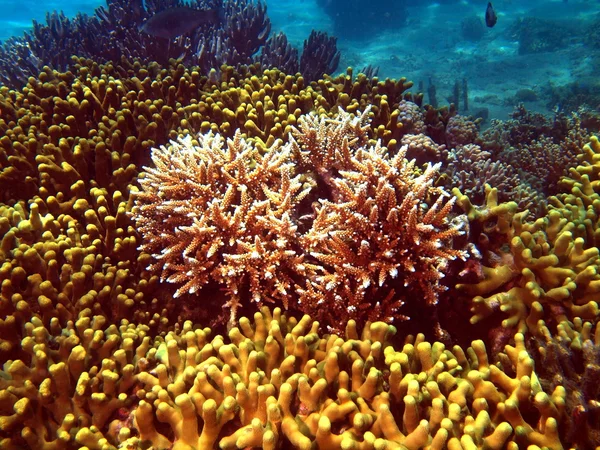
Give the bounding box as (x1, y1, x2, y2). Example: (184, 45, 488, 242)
(0, 307, 567, 449)
(456, 152, 600, 336)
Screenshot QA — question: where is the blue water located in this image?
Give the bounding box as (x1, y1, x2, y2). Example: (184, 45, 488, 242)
(0, 0, 102, 41)
(1, 0, 599, 120)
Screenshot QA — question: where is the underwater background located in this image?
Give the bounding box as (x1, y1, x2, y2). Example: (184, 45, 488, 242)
(2, 0, 600, 120)
(1, 0, 600, 449)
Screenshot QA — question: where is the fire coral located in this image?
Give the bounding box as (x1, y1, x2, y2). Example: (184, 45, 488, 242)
(131, 108, 467, 329)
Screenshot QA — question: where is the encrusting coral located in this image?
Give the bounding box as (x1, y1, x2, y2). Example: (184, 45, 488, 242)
(0, 307, 568, 449)
(131, 107, 467, 328)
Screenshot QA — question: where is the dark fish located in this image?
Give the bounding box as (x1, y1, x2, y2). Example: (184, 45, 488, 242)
(140, 6, 219, 40)
(485, 2, 497, 28)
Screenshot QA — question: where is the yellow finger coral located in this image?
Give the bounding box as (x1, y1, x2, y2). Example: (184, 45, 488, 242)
(0, 307, 567, 449)
(456, 137, 600, 337)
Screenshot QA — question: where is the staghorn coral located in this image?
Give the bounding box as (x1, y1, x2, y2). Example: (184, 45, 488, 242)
(131, 131, 312, 323)
(0, 306, 568, 449)
(131, 107, 467, 329)
(290, 109, 467, 330)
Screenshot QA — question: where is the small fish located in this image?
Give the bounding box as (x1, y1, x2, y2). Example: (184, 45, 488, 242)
(485, 2, 497, 28)
(140, 6, 220, 40)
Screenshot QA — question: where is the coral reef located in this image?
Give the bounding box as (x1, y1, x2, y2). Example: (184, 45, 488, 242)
(443, 144, 543, 216)
(1, 54, 600, 449)
(479, 105, 592, 215)
(455, 138, 600, 337)
(0, 58, 427, 336)
(0, 58, 417, 205)
(530, 319, 600, 448)
(543, 82, 600, 114)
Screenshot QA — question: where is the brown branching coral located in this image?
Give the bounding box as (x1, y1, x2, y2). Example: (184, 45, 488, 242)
(132, 132, 312, 322)
(291, 109, 467, 329)
(131, 108, 467, 330)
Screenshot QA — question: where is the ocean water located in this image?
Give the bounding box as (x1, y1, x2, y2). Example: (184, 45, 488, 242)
(0, 0, 599, 121)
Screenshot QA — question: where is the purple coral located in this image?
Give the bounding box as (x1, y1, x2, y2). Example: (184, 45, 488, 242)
(0, 0, 339, 88)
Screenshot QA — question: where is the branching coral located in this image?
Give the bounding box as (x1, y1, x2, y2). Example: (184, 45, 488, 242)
(0, 59, 431, 337)
(529, 319, 600, 448)
(131, 108, 467, 329)
(4, 53, 600, 449)
(290, 109, 467, 329)
(0, 0, 339, 88)
(482, 105, 589, 197)
(444, 143, 544, 216)
(0, 58, 417, 205)
(132, 131, 312, 322)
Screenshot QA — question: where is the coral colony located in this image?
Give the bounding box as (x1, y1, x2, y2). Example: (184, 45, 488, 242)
(1, 1, 600, 449)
